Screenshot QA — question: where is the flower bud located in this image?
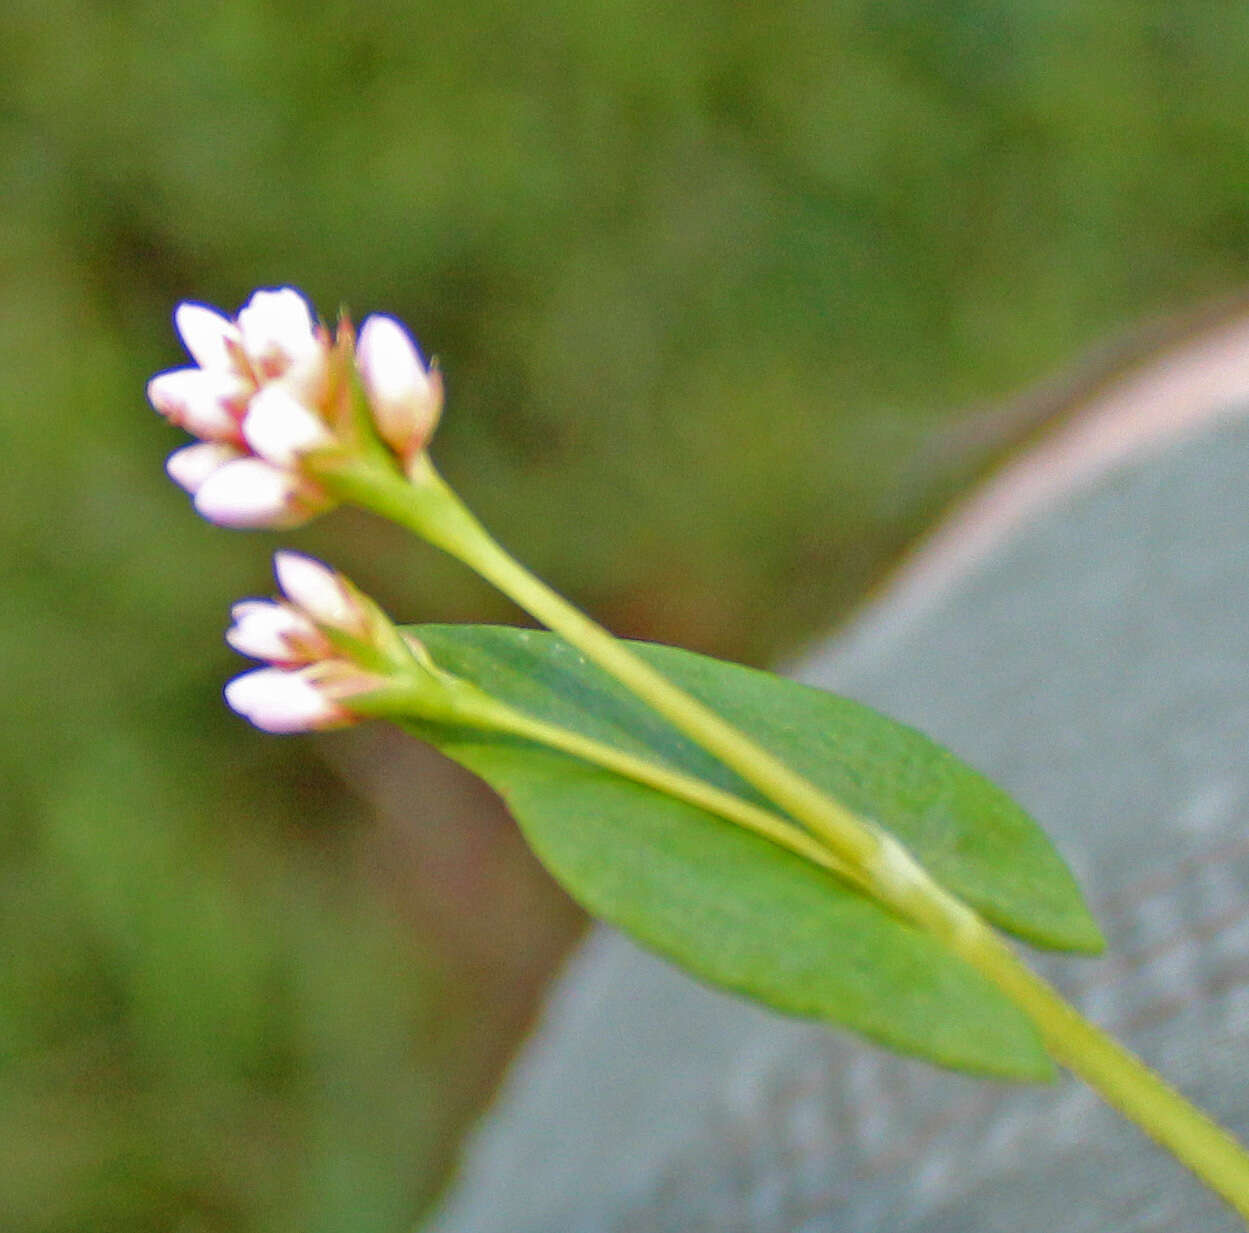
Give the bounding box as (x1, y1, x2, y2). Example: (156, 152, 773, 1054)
(356, 314, 443, 460)
(147, 368, 250, 443)
(174, 303, 240, 370)
(273, 551, 363, 632)
(165, 442, 246, 494)
(226, 600, 330, 665)
(193, 458, 327, 529)
(243, 384, 335, 468)
(236, 288, 322, 379)
(224, 554, 408, 734)
(224, 666, 351, 733)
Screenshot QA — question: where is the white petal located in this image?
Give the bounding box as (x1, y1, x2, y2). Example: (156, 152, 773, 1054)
(224, 667, 345, 733)
(147, 367, 249, 441)
(174, 303, 241, 370)
(356, 314, 441, 457)
(166, 443, 244, 494)
(226, 600, 325, 663)
(243, 384, 334, 467)
(237, 287, 322, 377)
(193, 458, 314, 528)
(273, 551, 358, 630)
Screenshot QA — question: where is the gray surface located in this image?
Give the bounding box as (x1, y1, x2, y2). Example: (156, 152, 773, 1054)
(428, 416, 1249, 1231)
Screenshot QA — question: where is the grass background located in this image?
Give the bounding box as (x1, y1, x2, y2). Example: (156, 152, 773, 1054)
(4, 1, 1249, 1228)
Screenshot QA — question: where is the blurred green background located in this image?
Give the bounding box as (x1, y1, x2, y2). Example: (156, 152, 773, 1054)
(4, 1, 1249, 1229)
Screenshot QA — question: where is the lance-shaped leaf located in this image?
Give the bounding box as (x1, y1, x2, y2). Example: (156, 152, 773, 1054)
(397, 625, 1102, 1080)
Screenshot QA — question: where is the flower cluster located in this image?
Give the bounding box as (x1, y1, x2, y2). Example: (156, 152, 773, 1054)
(225, 552, 413, 733)
(148, 288, 441, 529)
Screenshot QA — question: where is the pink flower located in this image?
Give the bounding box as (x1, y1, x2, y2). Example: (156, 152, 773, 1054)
(148, 288, 337, 528)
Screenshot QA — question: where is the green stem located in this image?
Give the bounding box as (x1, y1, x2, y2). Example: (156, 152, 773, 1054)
(333, 454, 1249, 1219)
(875, 848, 1249, 1218)
(976, 937, 1249, 1217)
(459, 693, 858, 885)
(339, 456, 886, 872)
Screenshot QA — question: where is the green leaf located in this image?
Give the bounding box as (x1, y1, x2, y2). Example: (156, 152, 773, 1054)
(414, 624, 1102, 954)
(398, 624, 1084, 1081)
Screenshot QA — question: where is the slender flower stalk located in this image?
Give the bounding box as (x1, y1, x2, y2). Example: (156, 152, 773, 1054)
(411, 693, 861, 886)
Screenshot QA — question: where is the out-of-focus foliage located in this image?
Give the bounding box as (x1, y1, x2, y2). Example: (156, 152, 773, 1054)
(4, 1, 1249, 1229)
